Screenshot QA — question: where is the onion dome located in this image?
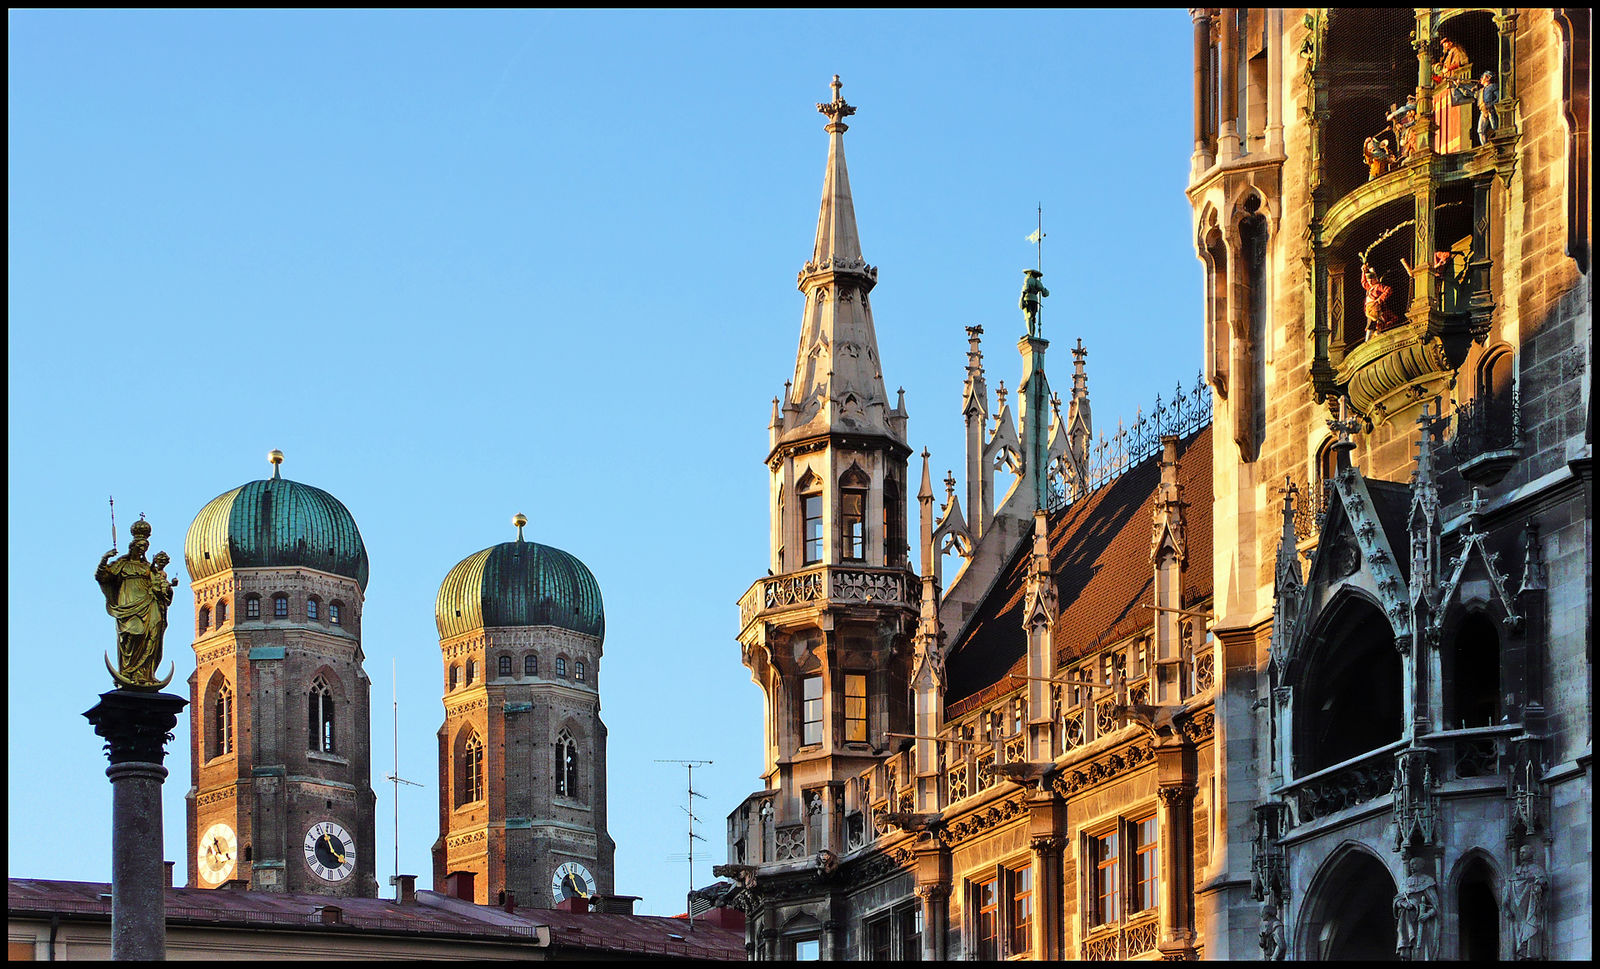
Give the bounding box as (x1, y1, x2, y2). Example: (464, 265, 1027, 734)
(436, 513, 605, 641)
(185, 450, 370, 591)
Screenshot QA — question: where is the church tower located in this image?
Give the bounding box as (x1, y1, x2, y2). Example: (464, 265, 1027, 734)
(735, 76, 919, 864)
(432, 515, 615, 908)
(183, 451, 377, 898)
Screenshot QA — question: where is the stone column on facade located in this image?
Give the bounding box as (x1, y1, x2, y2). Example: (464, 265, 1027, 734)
(1156, 768, 1199, 959)
(1191, 8, 1216, 174)
(1029, 834, 1066, 960)
(1217, 8, 1239, 163)
(1411, 18, 1436, 159)
(1265, 7, 1284, 155)
(916, 883, 950, 961)
(84, 689, 189, 961)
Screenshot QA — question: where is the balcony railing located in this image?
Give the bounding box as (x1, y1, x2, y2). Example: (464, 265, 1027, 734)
(738, 564, 919, 632)
(1083, 913, 1160, 961)
(1279, 739, 1407, 828)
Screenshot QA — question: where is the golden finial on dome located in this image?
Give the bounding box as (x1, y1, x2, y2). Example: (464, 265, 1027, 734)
(513, 512, 527, 543)
(268, 449, 284, 479)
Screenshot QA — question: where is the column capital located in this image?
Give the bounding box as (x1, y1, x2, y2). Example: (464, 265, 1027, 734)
(84, 689, 188, 766)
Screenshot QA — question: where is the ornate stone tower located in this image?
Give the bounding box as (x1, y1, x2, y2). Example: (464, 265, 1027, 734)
(734, 76, 919, 869)
(432, 514, 615, 908)
(183, 451, 377, 898)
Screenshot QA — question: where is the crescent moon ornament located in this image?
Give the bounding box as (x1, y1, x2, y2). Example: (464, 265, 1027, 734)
(105, 654, 175, 691)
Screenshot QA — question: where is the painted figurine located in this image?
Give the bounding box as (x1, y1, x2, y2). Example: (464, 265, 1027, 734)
(1019, 268, 1049, 338)
(1360, 262, 1402, 338)
(1387, 95, 1418, 157)
(1476, 71, 1499, 146)
(1364, 136, 1396, 179)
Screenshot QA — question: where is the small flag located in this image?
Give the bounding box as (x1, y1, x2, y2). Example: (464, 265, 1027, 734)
(1026, 227, 1045, 245)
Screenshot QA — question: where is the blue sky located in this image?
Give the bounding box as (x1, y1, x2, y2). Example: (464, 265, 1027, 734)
(9, 9, 1198, 916)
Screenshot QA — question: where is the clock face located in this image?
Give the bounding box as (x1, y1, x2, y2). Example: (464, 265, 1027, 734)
(197, 821, 238, 886)
(551, 860, 597, 901)
(302, 820, 356, 883)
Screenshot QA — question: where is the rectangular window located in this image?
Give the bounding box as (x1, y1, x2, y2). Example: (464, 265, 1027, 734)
(498, 655, 512, 676)
(1009, 865, 1033, 955)
(866, 914, 891, 960)
(246, 597, 260, 618)
(1132, 815, 1159, 914)
(974, 876, 1000, 961)
(802, 675, 823, 746)
(841, 491, 865, 560)
(803, 494, 824, 564)
(525, 654, 538, 676)
(883, 477, 903, 566)
(1092, 829, 1120, 926)
(791, 938, 819, 960)
(274, 596, 288, 618)
(897, 903, 922, 961)
(844, 674, 867, 743)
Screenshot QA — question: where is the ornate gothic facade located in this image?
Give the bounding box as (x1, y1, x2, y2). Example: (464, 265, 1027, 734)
(713, 8, 1590, 961)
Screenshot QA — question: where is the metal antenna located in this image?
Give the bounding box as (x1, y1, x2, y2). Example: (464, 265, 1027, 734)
(656, 759, 712, 931)
(386, 659, 422, 893)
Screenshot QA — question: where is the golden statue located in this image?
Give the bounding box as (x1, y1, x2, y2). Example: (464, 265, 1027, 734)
(97, 518, 177, 690)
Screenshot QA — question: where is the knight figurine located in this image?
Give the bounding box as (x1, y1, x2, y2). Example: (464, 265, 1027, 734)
(1019, 268, 1050, 338)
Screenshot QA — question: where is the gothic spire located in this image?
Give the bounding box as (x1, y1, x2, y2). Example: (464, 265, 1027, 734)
(782, 76, 901, 445)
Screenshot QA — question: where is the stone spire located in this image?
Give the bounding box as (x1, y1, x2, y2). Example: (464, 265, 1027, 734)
(782, 76, 902, 444)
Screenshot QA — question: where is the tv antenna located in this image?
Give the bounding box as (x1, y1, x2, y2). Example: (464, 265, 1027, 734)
(385, 659, 423, 893)
(656, 758, 711, 931)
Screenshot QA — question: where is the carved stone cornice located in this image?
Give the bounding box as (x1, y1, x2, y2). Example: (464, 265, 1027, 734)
(939, 794, 1027, 847)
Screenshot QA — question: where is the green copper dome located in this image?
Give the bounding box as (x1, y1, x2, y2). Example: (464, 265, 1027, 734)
(436, 533, 605, 641)
(186, 462, 369, 591)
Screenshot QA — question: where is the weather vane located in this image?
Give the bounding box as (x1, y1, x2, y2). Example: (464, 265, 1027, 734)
(1026, 204, 1045, 272)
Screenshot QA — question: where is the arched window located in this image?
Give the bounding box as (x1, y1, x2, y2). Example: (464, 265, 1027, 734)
(206, 674, 233, 759)
(449, 665, 460, 691)
(775, 484, 786, 570)
(216, 600, 228, 625)
(306, 597, 319, 621)
(883, 473, 904, 567)
(1450, 613, 1502, 729)
(329, 601, 343, 625)
(555, 729, 580, 799)
(1298, 598, 1403, 774)
(575, 660, 586, 681)
(498, 655, 512, 676)
(840, 466, 870, 562)
(245, 594, 261, 619)
(524, 653, 538, 676)
(465, 660, 475, 686)
(800, 476, 824, 565)
(273, 594, 289, 618)
(198, 606, 211, 634)
(309, 674, 335, 753)
(555, 657, 567, 678)
(457, 729, 484, 807)
(1204, 224, 1229, 393)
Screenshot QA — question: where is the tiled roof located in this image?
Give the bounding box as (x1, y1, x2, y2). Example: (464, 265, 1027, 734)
(945, 425, 1213, 718)
(7, 879, 744, 961)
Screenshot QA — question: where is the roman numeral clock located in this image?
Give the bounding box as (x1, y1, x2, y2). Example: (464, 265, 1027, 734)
(303, 820, 357, 884)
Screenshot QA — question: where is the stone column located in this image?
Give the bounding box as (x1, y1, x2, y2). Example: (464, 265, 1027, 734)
(1192, 8, 1216, 173)
(1156, 773, 1199, 959)
(84, 689, 189, 961)
(917, 883, 950, 961)
(1029, 835, 1066, 960)
(1217, 8, 1239, 162)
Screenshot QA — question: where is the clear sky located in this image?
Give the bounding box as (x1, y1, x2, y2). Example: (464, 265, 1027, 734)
(8, 9, 1198, 917)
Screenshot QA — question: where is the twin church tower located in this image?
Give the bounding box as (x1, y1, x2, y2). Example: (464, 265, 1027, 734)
(181, 452, 614, 906)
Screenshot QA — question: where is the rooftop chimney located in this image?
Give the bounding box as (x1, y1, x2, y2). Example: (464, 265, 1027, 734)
(443, 870, 476, 902)
(163, 862, 174, 889)
(555, 895, 590, 914)
(499, 890, 517, 914)
(594, 894, 640, 916)
(393, 874, 417, 905)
